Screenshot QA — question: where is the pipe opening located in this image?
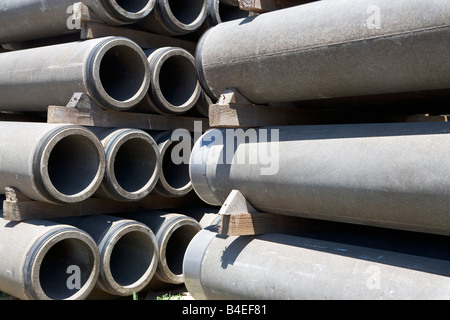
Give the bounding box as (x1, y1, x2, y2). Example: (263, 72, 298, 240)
(162, 142, 191, 190)
(99, 45, 147, 102)
(115, 0, 151, 13)
(219, 2, 249, 22)
(159, 55, 198, 107)
(109, 231, 156, 286)
(47, 135, 101, 196)
(166, 224, 200, 276)
(39, 238, 96, 300)
(168, 0, 205, 24)
(113, 138, 159, 192)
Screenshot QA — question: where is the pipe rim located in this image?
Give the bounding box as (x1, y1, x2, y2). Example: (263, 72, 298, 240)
(25, 227, 100, 300)
(189, 129, 223, 205)
(160, 0, 207, 33)
(87, 37, 150, 111)
(155, 133, 193, 197)
(148, 47, 201, 114)
(35, 126, 106, 204)
(105, 0, 157, 21)
(97, 221, 159, 296)
(156, 216, 201, 284)
(182, 229, 217, 300)
(103, 129, 161, 201)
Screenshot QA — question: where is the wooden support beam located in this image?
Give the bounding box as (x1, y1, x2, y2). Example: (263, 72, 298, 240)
(2, 187, 204, 222)
(48, 105, 208, 132)
(46, 93, 209, 132)
(209, 102, 325, 128)
(209, 90, 450, 128)
(211, 190, 304, 236)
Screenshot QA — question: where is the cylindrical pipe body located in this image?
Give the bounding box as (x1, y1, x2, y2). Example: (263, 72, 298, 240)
(184, 229, 450, 300)
(0, 122, 106, 204)
(91, 127, 161, 201)
(0, 0, 157, 44)
(196, 0, 450, 104)
(53, 215, 159, 297)
(190, 122, 450, 236)
(135, 0, 207, 36)
(134, 47, 200, 115)
(0, 216, 100, 300)
(124, 211, 202, 289)
(0, 37, 150, 111)
(150, 131, 193, 197)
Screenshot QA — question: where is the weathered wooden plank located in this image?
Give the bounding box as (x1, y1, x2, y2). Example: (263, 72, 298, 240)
(47, 105, 209, 132)
(209, 103, 449, 128)
(2, 187, 204, 221)
(211, 190, 304, 236)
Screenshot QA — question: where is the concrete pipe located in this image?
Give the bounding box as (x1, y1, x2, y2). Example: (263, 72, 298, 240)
(136, 0, 207, 36)
(0, 122, 105, 204)
(124, 211, 202, 288)
(190, 122, 450, 236)
(205, 0, 253, 26)
(0, 0, 156, 44)
(0, 216, 100, 300)
(53, 215, 159, 297)
(90, 128, 161, 202)
(184, 229, 450, 300)
(0, 37, 150, 112)
(196, 0, 450, 104)
(134, 47, 201, 115)
(150, 131, 193, 197)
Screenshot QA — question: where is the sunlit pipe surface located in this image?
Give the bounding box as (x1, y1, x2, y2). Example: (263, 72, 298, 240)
(0, 216, 100, 300)
(0, 122, 106, 204)
(190, 122, 450, 236)
(0, 0, 157, 44)
(196, 0, 450, 104)
(0, 37, 150, 111)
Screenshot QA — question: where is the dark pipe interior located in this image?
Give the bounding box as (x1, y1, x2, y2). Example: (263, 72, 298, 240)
(99, 45, 147, 102)
(168, 0, 204, 24)
(113, 137, 158, 192)
(39, 238, 96, 300)
(47, 135, 101, 196)
(158, 55, 198, 107)
(109, 231, 156, 286)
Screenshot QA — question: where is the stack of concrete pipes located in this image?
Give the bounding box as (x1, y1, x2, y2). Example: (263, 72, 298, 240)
(0, 208, 210, 300)
(183, 0, 450, 300)
(0, 0, 252, 300)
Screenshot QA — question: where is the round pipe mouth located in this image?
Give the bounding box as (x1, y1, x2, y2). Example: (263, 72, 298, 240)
(148, 47, 200, 114)
(99, 222, 159, 296)
(158, 218, 201, 284)
(37, 126, 106, 204)
(104, 130, 161, 201)
(162, 0, 207, 33)
(108, 0, 157, 21)
(155, 135, 193, 197)
(27, 228, 100, 300)
(88, 37, 150, 111)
